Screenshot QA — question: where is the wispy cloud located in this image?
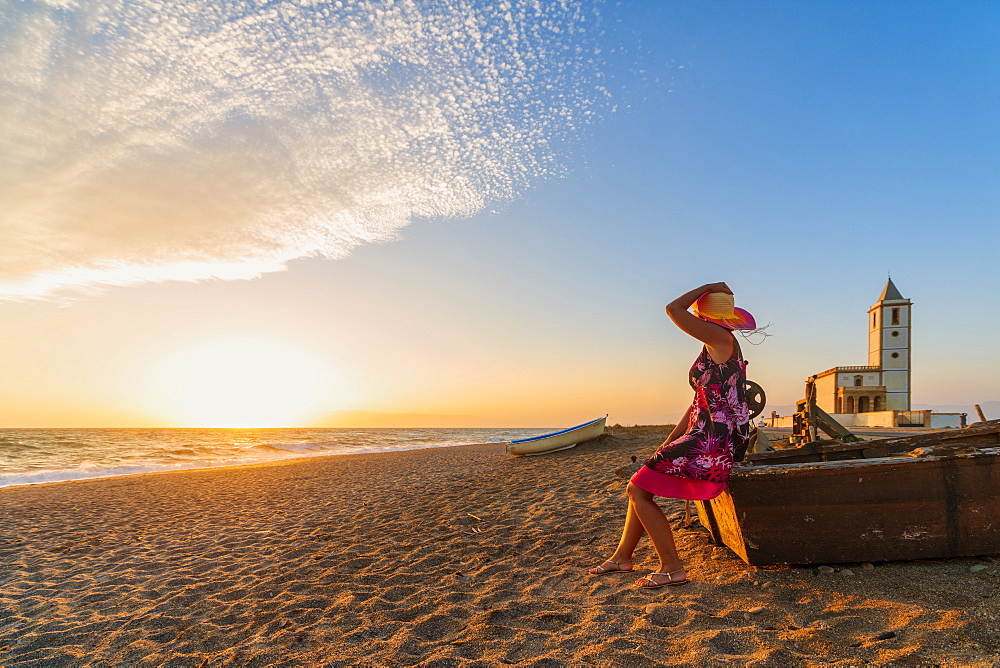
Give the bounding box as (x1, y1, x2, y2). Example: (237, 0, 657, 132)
(0, 0, 606, 300)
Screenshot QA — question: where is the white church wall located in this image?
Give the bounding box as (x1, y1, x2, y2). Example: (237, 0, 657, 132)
(814, 374, 836, 412)
(885, 394, 909, 411)
(868, 330, 881, 366)
(883, 351, 908, 369)
(835, 370, 882, 387)
(830, 411, 896, 427)
(882, 328, 909, 348)
(884, 371, 909, 392)
(882, 305, 909, 327)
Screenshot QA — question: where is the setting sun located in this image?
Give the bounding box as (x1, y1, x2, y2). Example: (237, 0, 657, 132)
(147, 336, 345, 427)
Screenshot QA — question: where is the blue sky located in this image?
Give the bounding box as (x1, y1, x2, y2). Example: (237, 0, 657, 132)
(1, 0, 997, 426)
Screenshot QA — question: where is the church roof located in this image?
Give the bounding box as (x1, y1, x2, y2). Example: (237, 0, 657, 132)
(878, 278, 905, 302)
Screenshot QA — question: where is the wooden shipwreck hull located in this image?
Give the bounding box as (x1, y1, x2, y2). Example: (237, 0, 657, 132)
(695, 419, 1000, 566)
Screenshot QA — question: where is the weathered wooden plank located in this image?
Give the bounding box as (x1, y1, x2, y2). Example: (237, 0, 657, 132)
(694, 499, 725, 547)
(865, 421, 1000, 450)
(746, 419, 1000, 467)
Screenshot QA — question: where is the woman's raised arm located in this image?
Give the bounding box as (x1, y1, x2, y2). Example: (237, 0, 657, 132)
(665, 283, 735, 363)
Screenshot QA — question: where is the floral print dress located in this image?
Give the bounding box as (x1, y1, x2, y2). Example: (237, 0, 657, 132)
(643, 343, 750, 483)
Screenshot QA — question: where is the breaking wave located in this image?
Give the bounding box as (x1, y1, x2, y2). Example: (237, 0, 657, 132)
(0, 426, 545, 487)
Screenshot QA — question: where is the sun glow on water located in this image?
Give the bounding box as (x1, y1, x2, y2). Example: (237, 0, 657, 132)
(148, 337, 345, 428)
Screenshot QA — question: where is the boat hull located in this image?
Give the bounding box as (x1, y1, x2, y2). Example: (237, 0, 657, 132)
(697, 420, 1000, 566)
(508, 416, 607, 456)
(696, 445, 1000, 566)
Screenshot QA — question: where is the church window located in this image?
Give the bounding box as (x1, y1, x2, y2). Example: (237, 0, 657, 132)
(874, 396, 882, 411)
(836, 397, 842, 413)
(858, 396, 869, 413)
(891, 331, 899, 337)
(847, 396, 856, 413)
(872, 313, 876, 328)
(854, 375, 863, 386)
(891, 308, 900, 325)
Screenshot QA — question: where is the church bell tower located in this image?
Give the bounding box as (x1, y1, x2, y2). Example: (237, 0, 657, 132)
(868, 278, 911, 411)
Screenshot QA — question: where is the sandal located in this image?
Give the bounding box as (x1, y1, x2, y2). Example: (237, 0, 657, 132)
(588, 559, 634, 575)
(635, 569, 689, 589)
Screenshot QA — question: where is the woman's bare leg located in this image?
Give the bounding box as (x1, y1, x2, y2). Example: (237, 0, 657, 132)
(626, 482, 686, 585)
(610, 500, 645, 561)
(588, 498, 645, 574)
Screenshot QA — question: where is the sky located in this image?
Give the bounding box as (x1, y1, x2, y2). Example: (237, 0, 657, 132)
(1, 0, 998, 428)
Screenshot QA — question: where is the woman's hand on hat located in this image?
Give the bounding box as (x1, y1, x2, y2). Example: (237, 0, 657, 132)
(668, 282, 735, 317)
(704, 282, 733, 295)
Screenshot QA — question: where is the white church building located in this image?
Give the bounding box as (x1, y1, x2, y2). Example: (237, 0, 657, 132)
(769, 280, 965, 429)
(813, 278, 912, 416)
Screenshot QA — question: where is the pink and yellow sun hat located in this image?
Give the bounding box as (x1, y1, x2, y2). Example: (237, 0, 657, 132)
(692, 292, 757, 330)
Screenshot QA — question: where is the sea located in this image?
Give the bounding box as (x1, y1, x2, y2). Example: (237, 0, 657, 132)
(0, 427, 547, 489)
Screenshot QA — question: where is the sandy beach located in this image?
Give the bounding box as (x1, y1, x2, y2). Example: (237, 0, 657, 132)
(2, 426, 998, 667)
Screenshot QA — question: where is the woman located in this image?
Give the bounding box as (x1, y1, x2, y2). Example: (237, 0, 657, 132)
(589, 282, 755, 588)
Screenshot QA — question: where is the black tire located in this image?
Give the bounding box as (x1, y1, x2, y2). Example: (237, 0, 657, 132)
(745, 380, 766, 420)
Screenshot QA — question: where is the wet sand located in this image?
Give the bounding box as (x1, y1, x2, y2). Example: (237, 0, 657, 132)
(2, 426, 999, 667)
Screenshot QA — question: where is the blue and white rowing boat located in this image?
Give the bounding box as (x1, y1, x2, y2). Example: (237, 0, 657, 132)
(507, 416, 608, 456)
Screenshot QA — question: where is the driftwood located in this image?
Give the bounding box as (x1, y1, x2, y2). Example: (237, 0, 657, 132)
(695, 420, 1000, 566)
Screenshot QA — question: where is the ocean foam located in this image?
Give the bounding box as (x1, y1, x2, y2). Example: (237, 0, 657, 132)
(0, 427, 539, 488)
(0, 459, 274, 489)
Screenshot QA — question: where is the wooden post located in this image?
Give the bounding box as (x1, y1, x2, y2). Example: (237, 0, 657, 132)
(974, 404, 988, 423)
(807, 378, 818, 443)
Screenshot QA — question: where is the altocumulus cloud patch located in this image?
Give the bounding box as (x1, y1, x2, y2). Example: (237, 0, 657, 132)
(0, 0, 608, 300)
